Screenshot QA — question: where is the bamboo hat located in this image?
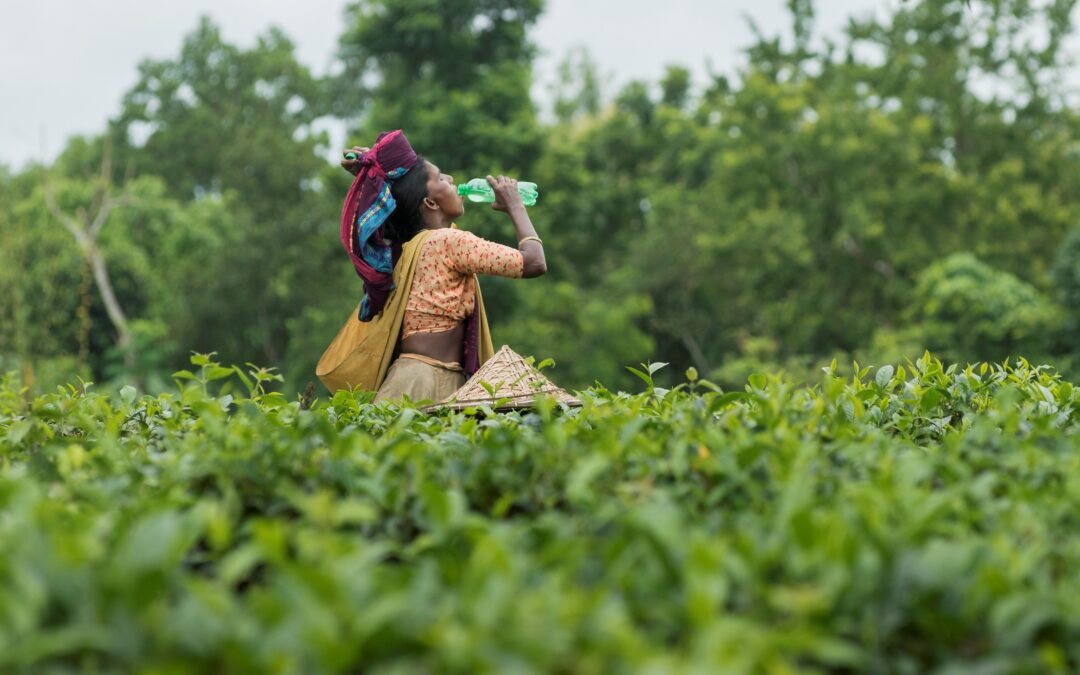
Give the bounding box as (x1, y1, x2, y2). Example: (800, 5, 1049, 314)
(426, 345, 580, 412)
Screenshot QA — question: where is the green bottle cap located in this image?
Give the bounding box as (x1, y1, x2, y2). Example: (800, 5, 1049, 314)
(344, 152, 358, 160)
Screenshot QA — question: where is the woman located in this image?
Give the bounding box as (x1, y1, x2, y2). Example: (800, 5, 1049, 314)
(316, 129, 546, 403)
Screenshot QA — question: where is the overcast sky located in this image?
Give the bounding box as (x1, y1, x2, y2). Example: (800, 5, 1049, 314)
(1, 0, 1073, 170)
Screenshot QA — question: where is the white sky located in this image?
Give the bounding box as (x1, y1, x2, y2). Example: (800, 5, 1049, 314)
(0, 0, 1074, 170)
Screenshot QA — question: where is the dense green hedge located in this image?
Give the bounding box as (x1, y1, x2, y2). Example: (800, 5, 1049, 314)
(2, 354, 1079, 673)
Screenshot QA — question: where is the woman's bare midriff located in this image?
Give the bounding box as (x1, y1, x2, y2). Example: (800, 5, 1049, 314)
(400, 323, 465, 365)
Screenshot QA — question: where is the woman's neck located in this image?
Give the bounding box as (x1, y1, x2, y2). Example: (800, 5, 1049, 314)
(422, 215, 454, 230)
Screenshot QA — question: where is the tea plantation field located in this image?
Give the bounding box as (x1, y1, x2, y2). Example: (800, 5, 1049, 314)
(2, 354, 1079, 674)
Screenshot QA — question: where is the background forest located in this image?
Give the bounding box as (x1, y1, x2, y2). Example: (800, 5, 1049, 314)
(2, 0, 1079, 395)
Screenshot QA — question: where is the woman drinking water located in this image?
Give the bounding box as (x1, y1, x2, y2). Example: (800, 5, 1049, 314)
(316, 129, 546, 402)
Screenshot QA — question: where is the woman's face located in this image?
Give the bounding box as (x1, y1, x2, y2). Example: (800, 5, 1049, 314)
(425, 161, 464, 219)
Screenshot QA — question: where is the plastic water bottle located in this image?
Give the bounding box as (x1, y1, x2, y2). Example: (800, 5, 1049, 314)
(457, 179, 538, 206)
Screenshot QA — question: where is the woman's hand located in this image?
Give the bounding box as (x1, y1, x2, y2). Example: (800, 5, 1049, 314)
(341, 146, 370, 176)
(487, 175, 523, 213)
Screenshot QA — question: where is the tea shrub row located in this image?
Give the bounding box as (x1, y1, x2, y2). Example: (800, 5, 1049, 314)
(1, 354, 1079, 673)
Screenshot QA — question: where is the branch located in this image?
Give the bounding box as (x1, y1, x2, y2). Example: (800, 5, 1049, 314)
(43, 178, 90, 250)
(88, 193, 135, 239)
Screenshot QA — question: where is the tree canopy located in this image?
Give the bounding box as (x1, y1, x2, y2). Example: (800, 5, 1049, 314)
(2, 0, 1079, 394)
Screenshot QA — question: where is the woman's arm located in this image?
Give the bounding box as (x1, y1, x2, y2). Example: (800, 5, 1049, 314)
(488, 175, 547, 278)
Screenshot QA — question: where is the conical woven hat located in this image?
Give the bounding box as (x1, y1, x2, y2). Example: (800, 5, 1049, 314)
(429, 345, 580, 411)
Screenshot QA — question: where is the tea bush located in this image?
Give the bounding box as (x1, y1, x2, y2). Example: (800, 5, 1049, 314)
(2, 353, 1079, 673)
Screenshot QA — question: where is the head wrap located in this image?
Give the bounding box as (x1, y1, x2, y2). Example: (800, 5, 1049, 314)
(340, 129, 420, 321)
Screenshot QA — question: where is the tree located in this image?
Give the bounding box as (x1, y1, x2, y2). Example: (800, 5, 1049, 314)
(907, 253, 1061, 361)
(44, 143, 139, 372)
(108, 18, 344, 374)
(112, 17, 325, 205)
(6, 0, 1080, 394)
(335, 0, 544, 175)
(1053, 227, 1080, 342)
(551, 47, 605, 125)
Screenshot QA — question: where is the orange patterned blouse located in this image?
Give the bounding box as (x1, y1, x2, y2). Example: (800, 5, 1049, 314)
(402, 227, 524, 339)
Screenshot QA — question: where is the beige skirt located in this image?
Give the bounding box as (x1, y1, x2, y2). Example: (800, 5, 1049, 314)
(374, 353, 466, 403)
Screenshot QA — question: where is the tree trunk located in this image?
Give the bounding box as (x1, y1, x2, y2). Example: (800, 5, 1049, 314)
(86, 242, 136, 370)
(44, 145, 139, 378)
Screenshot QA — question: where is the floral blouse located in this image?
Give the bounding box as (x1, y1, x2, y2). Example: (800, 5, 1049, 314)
(402, 227, 524, 339)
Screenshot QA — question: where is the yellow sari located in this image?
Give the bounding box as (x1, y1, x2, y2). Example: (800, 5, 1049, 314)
(316, 228, 495, 394)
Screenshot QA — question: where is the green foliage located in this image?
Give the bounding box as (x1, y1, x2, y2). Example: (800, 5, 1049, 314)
(551, 47, 605, 124)
(496, 281, 654, 389)
(1053, 227, 1080, 336)
(112, 17, 325, 203)
(909, 253, 1061, 362)
(106, 17, 348, 382)
(5, 0, 1080, 396)
(3, 353, 1080, 671)
(337, 0, 545, 174)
